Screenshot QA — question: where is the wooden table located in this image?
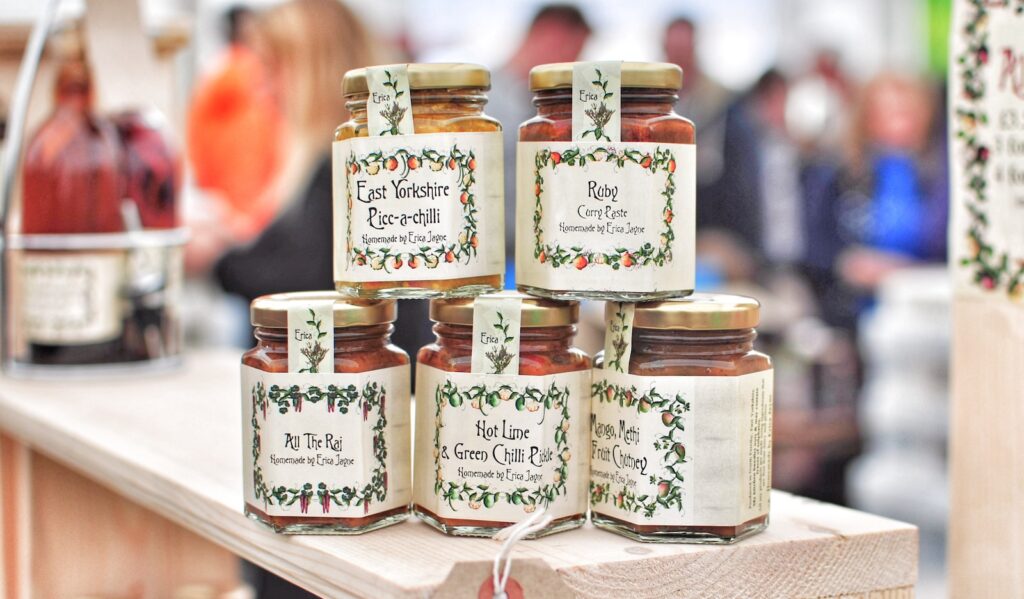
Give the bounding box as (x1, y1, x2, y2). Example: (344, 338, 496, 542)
(0, 350, 918, 598)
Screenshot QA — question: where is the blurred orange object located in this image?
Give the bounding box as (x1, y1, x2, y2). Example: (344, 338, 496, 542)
(186, 45, 283, 239)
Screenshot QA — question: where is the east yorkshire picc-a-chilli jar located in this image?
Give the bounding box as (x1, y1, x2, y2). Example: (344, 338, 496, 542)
(591, 294, 773, 543)
(515, 61, 696, 302)
(414, 292, 590, 537)
(334, 63, 504, 299)
(241, 292, 411, 534)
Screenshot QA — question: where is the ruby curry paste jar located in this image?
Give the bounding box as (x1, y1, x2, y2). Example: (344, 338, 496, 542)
(334, 63, 504, 299)
(413, 292, 590, 537)
(590, 294, 773, 543)
(241, 292, 411, 534)
(515, 61, 696, 301)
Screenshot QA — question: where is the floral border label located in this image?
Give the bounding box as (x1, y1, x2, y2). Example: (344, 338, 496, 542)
(366, 65, 414, 136)
(590, 369, 773, 527)
(287, 301, 334, 374)
(573, 62, 621, 142)
(951, 1, 1024, 301)
(603, 302, 635, 373)
(471, 294, 522, 375)
(413, 364, 590, 522)
(515, 141, 695, 293)
(241, 364, 411, 518)
(333, 131, 505, 283)
(19, 251, 124, 344)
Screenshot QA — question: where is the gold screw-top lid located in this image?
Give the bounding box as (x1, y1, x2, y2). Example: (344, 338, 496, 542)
(342, 63, 491, 96)
(529, 61, 683, 91)
(250, 292, 396, 328)
(615, 293, 760, 331)
(430, 292, 579, 327)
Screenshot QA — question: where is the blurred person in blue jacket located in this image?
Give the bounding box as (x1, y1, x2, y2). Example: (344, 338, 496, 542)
(804, 73, 948, 331)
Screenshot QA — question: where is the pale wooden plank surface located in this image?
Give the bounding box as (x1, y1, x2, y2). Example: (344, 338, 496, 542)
(950, 297, 1024, 597)
(27, 451, 241, 598)
(0, 349, 918, 599)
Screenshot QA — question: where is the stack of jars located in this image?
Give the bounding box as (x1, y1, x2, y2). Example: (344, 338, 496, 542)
(241, 62, 773, 543)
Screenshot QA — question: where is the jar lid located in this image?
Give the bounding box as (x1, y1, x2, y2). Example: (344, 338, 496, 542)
(430, 292, 578, 327)
(342, 63, 490, 96)
(250, 292, 396, 328)
(529, 61, 683, 91)
(619, 293, 760, 330)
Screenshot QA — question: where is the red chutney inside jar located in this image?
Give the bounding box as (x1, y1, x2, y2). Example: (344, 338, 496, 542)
(241, 292, 411, 534)
(591, 294, 773, 543)
(515, 61, 696, 302)
(414, 292, 591, 537)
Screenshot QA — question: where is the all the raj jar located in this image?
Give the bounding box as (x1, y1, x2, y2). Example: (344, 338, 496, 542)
(241, 292, 411, 534)
(414, 293, 591, 537)
(334, 63, 504, 299)
(591, 295, 773, 543)
(516, 61, 696, 302)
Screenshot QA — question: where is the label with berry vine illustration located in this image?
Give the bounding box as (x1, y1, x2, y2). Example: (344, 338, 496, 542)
(951, 2, 1024, 302)
(413, 364, 590, 523)
(573, 62, 621, 142)
(18, 251, 124, 344)
(287, 301, 334, 373)
(515, 141, 695, 293)
(366, 65, 414, 136)
(333, 131, 504, 282)
(603, 303, 635, 373)
(590, 368, 772, 526)
(241, 364, 411, 518)
(471, 294, 522, 375)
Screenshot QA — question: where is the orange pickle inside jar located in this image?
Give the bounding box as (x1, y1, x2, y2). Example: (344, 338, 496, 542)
(414, 294, 591, 537)
(592, 295, 772, 543)
(242, 293, 410, 534)
(335, 64, 503, 298)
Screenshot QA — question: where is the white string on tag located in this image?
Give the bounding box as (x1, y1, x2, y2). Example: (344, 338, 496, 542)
(490, 508, 551, 599)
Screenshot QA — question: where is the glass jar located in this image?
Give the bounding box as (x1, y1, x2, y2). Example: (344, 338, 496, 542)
(8, 59, 186, 375)
(591, 294, 773, 543)
(414, 292, 591, 537)
(334, 63, 504, 299)
(241, 292, 411, 534)
(515, 61, 696, 302)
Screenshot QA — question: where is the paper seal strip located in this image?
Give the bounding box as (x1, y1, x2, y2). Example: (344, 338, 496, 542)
(366, 64, 415, 136)
(572, 61, 621, 142)
(471, 294, 523, 374)
(287, 300, 335, 373)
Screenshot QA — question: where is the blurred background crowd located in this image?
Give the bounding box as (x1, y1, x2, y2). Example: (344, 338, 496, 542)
(0, 0, 952, 596)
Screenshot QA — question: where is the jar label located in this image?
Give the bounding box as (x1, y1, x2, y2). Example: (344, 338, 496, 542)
(333, 131, 505, 283)
(241, 364, 411, 519)
(18, 250, 124, 344)
(572, 62, 621, 142)
(471, 294, 522, 374)
(590, 369, 773, 527)
(515, 141, 695, 293)
(413, 364, 590, 524)
(287, 301, 334, 373)
(603, 302, 635, 373)
(365, 65, 414, 136)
